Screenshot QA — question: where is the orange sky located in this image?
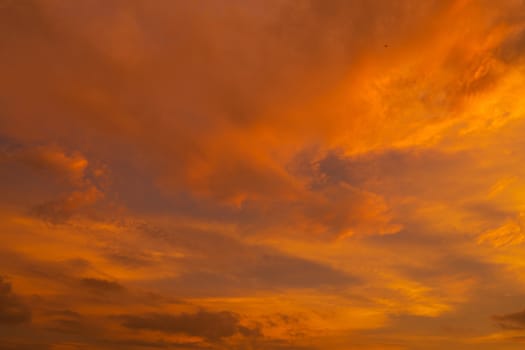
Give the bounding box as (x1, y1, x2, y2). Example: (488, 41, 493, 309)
(2, 0, 525, 349)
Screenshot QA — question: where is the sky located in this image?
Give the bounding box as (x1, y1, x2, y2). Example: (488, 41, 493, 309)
(2, 0, 525, 349)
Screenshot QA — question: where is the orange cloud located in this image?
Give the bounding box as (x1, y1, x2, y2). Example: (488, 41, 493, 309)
(3, 0, 525, 349)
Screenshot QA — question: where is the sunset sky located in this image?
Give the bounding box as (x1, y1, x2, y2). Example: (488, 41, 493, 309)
(3, 1, 525, 349)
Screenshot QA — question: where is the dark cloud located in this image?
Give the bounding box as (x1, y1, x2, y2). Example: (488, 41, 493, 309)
(45, 309, 82, 319)
(134, 222, 357, 295)
(497, 28, 525, 64)
(236, 183, 398, 239)
(312, 148, 470, 191)
(493, 309, 525, 330)
(263, 313, 302, 328)
(400, 255, 497, 283)
(248, 339, 317, 350)
(31, 186, 103, 224)
(0, 143, 107, 224)
(103, 251, 156, 269)
(0, 343, 52, 350)
(43, 309, 85, 334)
(0, 277, 31, 325)
(0, 250, 92, 284)
(116, 310, 259, 341)
(96, 338, 187, 349)
(246, 253, 357, 288)
(98, 337, 210, 349)
(47, 317, 85, 334)
(169, 256, 353, 296)
(80, 277, 125, 294)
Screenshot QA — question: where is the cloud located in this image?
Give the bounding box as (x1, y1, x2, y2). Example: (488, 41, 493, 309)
(250, 340, 317, 350)
(168, 253, 356, 296)
(31, 185, 104, 224)
(0, 144, 89, 185)
(477, 211, 525, 247)
(0, 0, 473, 207)
(43, 309, 86, 334)
(116, 310, 259, 341)
(236, 180, 400, 239)
(244, 253, 357, 288)
(3, 0, 525, 349)
(80, 277, 125, 294)
(45, 309, 82, 319)
(493, 309, 525, 330)
(2, 0, 509, 241)
(96, 338, 202, 349)
(309, 147, 472, 198)
(0, 143, 107, 223)
(0, 250, 92, 284)
(497, 28, 525, 64)
(132, 222, 358, 295)
(0, 343, 51, 350)
(0, 277, 31, 325)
